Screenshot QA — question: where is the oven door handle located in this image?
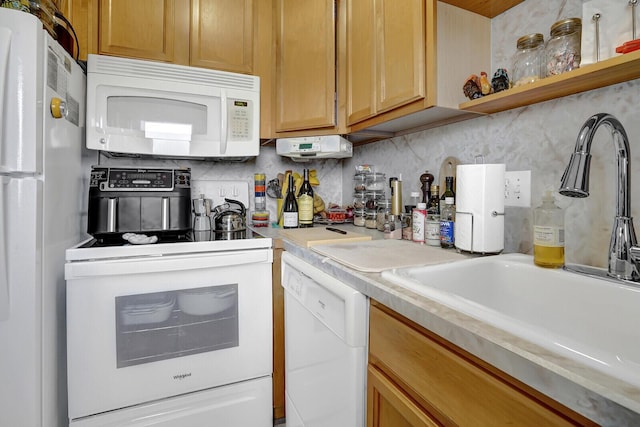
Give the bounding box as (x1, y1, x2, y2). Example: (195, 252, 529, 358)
(65, 249, 272, 278)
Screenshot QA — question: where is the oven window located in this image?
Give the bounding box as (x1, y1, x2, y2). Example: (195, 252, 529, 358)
(115, 284, 238, 368)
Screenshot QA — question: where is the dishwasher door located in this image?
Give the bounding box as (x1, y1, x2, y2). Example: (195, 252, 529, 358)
(281, 252, 368, 427)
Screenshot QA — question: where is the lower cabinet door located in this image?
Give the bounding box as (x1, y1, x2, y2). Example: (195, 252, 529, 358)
(367, 366, 439, 427)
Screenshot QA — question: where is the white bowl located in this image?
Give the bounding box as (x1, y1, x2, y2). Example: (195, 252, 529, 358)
(177, 286, 236, 316)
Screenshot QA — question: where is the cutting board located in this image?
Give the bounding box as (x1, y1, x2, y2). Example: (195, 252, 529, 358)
(311, 239, 467, 272)
(280, 228, 372, 247)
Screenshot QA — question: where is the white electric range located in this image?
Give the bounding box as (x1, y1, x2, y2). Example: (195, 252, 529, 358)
(65, 180, 274, 427)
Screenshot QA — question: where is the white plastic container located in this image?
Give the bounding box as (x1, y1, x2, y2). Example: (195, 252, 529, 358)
(119, 294, 175, 325)
(412, 203, 427, 244)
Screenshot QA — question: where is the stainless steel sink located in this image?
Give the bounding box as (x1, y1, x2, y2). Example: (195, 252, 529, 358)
(381, 253, 640, 387)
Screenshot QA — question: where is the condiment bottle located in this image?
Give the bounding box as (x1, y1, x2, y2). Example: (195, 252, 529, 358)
(427, 184, 440, 216)
(390, 177, 402, 216)
(533, 191, 565, 268)
(425, 184, 441, 246)
(412, 202, 427, 244)
(440, 176, 455, 214)
(512, 33, 545, 87)
(440, 197, 456, 249)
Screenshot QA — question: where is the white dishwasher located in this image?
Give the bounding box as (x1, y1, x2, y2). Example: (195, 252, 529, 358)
(281, 252, 368, 427)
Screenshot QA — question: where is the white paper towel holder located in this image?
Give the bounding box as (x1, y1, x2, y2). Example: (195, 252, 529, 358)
(454, 209, 505, 253)
(455, 156, 505, 254)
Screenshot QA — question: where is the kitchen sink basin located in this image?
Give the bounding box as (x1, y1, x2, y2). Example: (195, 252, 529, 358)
(381, 253, 640, 387)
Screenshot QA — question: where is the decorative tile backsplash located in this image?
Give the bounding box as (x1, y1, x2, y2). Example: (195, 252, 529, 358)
(98, 0, 640, 269)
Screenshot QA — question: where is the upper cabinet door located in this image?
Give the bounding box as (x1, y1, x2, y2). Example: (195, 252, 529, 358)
(275, 0, 336, 132)
(346, 0, 375, 125)
(346, 0, 426, 126)
(190, 0, 255, 74)
(97, 0, 189, 64)
(375, 0, 425, 113)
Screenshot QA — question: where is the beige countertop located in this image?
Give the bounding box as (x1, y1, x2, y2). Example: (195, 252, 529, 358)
(253, 224, 640, 426)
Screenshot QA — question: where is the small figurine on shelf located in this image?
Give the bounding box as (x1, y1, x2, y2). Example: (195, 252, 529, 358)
(479, 71, 492, 95)
(491, 68, 510, 93)
(462, 74, 482, 100)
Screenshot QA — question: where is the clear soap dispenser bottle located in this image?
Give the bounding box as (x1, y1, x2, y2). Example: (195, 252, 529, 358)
(533, 191, 565, 268)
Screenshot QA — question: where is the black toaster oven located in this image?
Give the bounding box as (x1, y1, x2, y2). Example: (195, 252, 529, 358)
(87, 167, 191, 241)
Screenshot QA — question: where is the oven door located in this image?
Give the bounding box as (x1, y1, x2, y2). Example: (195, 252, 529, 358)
(65, 248, 272, 420)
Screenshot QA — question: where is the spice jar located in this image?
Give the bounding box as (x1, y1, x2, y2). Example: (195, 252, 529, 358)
(365, 173, 386, 191)
(365, 190, 384, 210)
(353, 173, 367, 191)
(512, 33, 545, 87)
(376, 199, 391, 231)
(546, 18, 582, 76)
(365, 210, 377, 229)
(353, 208, 366, 227)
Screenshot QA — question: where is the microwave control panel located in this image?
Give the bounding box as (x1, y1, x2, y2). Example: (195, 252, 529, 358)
(228, 99, 253, 141)
(90, 167, 191, 191)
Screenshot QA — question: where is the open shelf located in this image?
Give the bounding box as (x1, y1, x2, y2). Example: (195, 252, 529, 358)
(459, 49, 640, 114)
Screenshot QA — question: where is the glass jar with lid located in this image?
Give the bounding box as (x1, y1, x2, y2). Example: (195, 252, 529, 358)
(512, 33, 545, 87)
(353, 173, 367, 192)
(376, 199, 391, 231)
(365, 173, 386, 192)
(353, 192, 366, 210)
(365, 210, 377, 229)
(353, 208, 366, 227)
(546, 18, 582, 76)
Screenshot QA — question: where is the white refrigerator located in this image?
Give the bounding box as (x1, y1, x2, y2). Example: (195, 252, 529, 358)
(0, 8, 87, 427)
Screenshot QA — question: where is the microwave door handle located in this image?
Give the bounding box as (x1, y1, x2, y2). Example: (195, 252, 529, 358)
(0, 28, 12, 172)
(220, 92, 228, 155)
(0, 177, 9, 320)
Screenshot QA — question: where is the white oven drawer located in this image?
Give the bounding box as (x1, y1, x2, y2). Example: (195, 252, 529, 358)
(66, 249, 273, 420)
(70, 377, 272, 427)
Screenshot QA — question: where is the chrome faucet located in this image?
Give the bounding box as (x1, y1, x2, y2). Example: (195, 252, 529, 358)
(559, 113, 640, 282)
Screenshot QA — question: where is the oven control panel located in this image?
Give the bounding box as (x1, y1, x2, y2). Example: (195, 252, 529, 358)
(90, 167, 191, 191)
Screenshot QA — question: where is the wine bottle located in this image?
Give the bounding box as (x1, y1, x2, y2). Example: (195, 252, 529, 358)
(283, 174, 299, 228)
(298, 169, 314, 227)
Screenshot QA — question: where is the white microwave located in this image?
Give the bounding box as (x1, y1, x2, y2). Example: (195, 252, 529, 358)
(86, 54, 260, 160)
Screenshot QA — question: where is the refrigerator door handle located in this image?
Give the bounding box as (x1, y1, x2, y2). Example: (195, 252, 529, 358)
(0, 177, 9, 320)
(0, 27, 12, 172)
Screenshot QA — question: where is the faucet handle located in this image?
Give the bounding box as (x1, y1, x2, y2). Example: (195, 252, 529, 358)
(629, 246, 640, 264)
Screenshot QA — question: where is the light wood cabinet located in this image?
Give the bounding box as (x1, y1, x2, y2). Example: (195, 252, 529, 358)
(271, 243, 285, 421)
(190, 0, 254, 73)
(95, 0, 189, 64)
(368, 301, 599, 427)
(347, 0, 425, 125)
(367, 365, 439, 427)
(94, 0, 256, 73)
(347, 0, 490, 131)
(274, 0, 338, 133)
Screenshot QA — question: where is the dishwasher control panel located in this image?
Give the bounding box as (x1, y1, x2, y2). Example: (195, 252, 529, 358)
(281, 252, 368, 346)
